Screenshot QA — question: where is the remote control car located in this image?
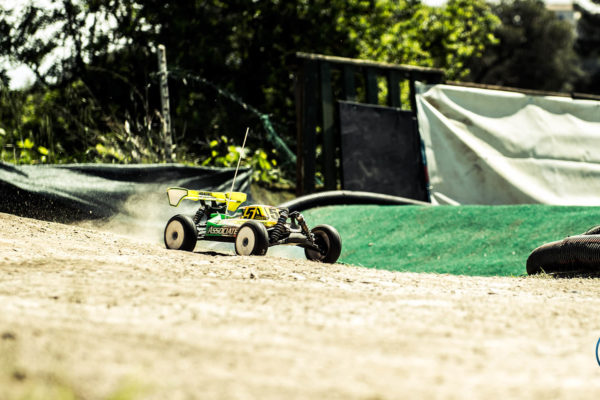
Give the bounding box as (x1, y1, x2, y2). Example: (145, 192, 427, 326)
(164, 188, 342, 263)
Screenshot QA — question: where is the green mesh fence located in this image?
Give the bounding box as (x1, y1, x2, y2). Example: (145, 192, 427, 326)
(303, 204, 600, 276)
(167, 69, 296, 166)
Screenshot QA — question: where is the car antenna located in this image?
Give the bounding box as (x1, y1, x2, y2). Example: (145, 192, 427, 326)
(225, 127, 249, 215)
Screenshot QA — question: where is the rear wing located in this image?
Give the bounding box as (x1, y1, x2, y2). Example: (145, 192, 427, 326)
(166, 187, 247, 212)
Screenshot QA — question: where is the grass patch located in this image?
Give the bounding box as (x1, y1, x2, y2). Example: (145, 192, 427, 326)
(304, 204, 600, 277)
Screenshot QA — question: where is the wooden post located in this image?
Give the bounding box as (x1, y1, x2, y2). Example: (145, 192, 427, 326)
(387, 70, 401, 108)
(301, 59, 319, 194)
(408, 72, 417, 114)
(157, 44, 173, 162)
(294, 64, 305, 197)
(320, 61, 336, 191)
(364, 67, 378, 105)
(342, 65, 356, 101)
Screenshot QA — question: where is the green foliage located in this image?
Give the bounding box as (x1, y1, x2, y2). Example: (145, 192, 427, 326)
(0, 81, 168, 165)
(574, 0, 600, 93)
(344, 0, 500, 80)
(200, 135, 291, 187)
(0, 0, 594, 188)
(14, 137, 50, 164)
(429, 0, 501, 80)
(1, 0, 375, 178)
(201, 136, 244, 168)
(470, 0, 581, 92)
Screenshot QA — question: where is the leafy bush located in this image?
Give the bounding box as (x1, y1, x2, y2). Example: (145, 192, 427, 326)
(200, 135, 292, 187)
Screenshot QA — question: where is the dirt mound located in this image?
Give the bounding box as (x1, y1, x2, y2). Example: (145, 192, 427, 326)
(1, 212, 600, 399)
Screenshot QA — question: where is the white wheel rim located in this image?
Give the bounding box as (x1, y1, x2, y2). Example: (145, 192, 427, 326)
(236, 226, 256, 255)
(165, 220, 185, 249)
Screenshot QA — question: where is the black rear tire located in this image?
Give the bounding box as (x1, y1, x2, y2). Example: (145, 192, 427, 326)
(584, 225, 600, 235)
(164, 214, 197, 251)
(305, 224, 342, 264)
(235, 221, 269, 256)
(527, 235, 600, 275)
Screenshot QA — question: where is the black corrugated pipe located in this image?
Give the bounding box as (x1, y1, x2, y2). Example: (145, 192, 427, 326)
(278, 190, 430, 212)
(526, 225, 600, 275)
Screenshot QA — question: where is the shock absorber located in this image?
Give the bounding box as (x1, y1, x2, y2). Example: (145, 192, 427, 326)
(193, 207, 205, 224)
(269, 209, 289, 243)
(291, 211, 313, 242)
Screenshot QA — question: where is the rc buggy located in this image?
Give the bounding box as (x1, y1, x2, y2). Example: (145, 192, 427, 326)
(164, 188, 342, 263)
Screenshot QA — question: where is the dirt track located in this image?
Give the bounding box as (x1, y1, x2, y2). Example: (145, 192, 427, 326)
(1, 212, 600, 399)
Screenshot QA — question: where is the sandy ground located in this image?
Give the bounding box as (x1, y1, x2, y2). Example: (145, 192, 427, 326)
(1, 212, 600, 400)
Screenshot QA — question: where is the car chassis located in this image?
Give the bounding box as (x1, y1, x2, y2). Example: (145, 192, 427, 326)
(164, 188, 342, 263)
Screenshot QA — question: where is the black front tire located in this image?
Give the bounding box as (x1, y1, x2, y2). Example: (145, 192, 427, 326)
(164, 214, 197, 251)
(235, 221, 269, 256)
(305, 224, 342, 264)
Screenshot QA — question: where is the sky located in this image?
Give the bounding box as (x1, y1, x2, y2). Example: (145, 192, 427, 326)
(2, 0, 122, 89)
(2, 0, 54, 89)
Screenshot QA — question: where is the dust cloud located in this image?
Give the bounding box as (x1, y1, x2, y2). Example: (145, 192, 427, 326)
(78, 190, 305, 259)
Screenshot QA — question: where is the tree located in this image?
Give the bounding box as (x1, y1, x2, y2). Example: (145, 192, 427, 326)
(345, 0, 501, 81)
(574, 0, 600, 94)
(2, 0, 575, 170)
(1, 0, 376, 164)
(0, 1, 160, 162)
(468, 0, 581, 92)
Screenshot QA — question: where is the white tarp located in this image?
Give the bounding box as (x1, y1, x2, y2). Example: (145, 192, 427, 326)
(416, 82, 600, 205)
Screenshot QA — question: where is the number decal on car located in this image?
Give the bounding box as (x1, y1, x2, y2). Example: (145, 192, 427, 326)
(242, 206, 280, 221)
(267, 207, 280, 220)
(243, 206, 263, 220)
(242, 207, 254, 219)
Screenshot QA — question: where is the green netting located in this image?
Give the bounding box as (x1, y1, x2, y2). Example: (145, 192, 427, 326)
(303, 204, 600, 276)
(167, 69, 297, 166)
